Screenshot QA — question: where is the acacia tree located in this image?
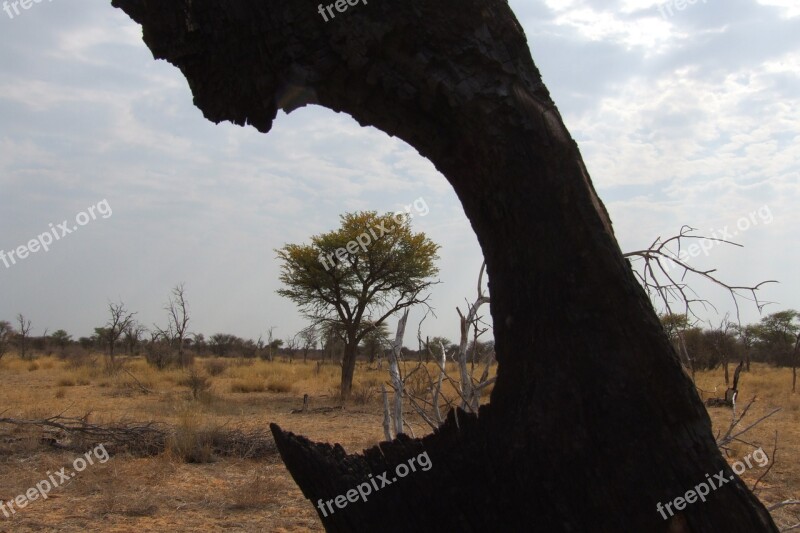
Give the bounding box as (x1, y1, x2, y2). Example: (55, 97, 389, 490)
(708, 316, 738, 386)
(361, 322, 390, 365)
(112, 1, 778, 531)
(757, 310, 799, 366)
(277, 211, 439, 398)
(735, 323, 761, 372)
(50, 330, 72, 356)
(426, 337, 453, 363)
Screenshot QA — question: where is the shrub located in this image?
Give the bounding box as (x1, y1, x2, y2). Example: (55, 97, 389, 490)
(145, 344, 177, 370)
(406, 371, 431, 398)
(165, 414, 214, 464)
(204, 359, 228, 377)
(64, 349, 95, 370)
(178, 368, 212, 400)
(351, 384, 375, 405)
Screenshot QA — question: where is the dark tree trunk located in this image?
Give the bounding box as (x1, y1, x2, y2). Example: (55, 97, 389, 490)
(111, 1, 778, 531)
(341, 340, 358, 400)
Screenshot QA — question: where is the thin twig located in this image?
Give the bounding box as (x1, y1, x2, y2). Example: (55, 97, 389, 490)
(751, 431, 777, 493)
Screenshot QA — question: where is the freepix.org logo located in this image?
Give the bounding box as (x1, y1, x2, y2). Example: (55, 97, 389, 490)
(1, 200, 113, 270)
(2, 0, 55, 21)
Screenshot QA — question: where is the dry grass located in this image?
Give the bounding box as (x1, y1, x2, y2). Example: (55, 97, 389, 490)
(0, 354, 797, 531)
(230, 375, 267, 393)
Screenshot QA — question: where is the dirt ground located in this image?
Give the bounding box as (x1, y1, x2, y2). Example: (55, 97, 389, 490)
(0, 355, 798, 532)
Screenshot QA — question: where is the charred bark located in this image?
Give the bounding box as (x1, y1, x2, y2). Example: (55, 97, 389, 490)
(111, 0, 778, 531)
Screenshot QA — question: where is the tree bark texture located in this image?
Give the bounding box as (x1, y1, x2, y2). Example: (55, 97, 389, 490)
(111, 1, 778, 531)
(341, 340, 358, 399)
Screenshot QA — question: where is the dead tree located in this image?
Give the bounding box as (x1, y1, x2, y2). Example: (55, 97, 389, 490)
(412, 262, 498, 416)
(165, 283, 191, 366)
(299, 326, 318, 364)
(111, 1, 778, 531)
(456, 263, 491, 413)
(106, 301, 136, 364)
(382, 309, 409, 440)
(15, 314, 32, 360)
(706, 361, 744, 408)
(285, 333, 300, 363)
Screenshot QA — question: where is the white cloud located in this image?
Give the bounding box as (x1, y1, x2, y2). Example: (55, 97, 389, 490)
(756, 0, 800, 19)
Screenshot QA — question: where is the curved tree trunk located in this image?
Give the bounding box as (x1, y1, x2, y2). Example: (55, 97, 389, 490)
(110, 1, 778, 531)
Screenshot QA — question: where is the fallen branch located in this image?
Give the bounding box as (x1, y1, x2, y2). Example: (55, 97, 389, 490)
(122, 368, 155, 395)
(769, 500, 800, 512)
(0, 414, 277, 459)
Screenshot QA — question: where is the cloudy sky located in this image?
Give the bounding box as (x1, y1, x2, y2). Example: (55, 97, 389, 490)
(0, 0, 797, 346)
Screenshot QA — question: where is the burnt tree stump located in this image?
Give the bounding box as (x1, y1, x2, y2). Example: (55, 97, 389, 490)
(111, 1, 778, 531)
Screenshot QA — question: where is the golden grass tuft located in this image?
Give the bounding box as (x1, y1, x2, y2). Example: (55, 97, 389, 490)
(164, 409, 215, 464)
(230, 375, 267, 393)
(266, 377, 293, 393)
(226, 472, 276, 510)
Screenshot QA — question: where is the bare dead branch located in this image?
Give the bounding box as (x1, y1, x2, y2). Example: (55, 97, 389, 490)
(751, 431, 778, 493)
(122, 368, 155, 395)
(624, 226, 777, 323)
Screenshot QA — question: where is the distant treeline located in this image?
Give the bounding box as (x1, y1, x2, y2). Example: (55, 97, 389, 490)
(660, 309, 799, 370)
(0, 318, 494, 370)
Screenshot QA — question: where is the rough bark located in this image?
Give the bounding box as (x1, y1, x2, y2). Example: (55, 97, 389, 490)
(111, 1, 778, 531)
(340, 340, 358, 400)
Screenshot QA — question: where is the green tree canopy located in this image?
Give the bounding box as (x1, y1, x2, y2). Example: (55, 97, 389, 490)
(277, 210, 439, 397)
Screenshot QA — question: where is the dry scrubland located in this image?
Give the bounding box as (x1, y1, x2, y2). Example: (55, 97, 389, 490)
(0, 354, 798, 532)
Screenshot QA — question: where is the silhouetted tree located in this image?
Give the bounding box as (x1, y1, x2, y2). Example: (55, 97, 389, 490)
(111, 1, 779, 530)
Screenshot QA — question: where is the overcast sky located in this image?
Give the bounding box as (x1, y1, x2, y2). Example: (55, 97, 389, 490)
(0, 0, 797, 345)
